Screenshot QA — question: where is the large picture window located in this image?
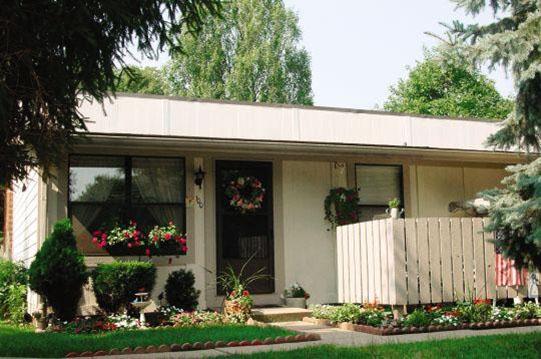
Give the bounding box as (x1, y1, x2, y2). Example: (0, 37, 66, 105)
(355, 164, 403, 222)
(68, 155, 185, 254)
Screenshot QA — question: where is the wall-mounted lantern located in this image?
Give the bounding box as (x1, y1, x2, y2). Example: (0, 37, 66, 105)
(194, 166, 206, 189)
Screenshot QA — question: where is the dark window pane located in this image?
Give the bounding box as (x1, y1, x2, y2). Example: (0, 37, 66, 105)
(131, 157, 185, 204)
(356, 165, 402, 205)
(70, 156, 125, 202)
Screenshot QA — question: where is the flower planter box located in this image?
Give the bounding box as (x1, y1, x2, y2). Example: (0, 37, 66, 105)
(105, 241, 186, 257)
(303, 317, 541, 336)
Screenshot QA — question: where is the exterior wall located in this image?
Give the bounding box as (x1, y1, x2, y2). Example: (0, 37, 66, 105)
(1, 190, 13, 259)
(282, 161, 338, 304)
(409, 164, 507, 217)
(12, 169, 45, 313)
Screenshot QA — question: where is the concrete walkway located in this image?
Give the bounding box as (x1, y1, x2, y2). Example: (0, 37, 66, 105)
(99, 321, 541, 358)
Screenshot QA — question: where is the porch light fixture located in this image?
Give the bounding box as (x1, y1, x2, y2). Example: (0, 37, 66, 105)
(194, 166, 206, 189)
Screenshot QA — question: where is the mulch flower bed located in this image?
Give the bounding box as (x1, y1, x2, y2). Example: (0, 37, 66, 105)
(303, 316, 541, 336)
(64, 332, 321, 357)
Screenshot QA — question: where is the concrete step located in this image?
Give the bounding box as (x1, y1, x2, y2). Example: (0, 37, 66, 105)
(251, 307, 312, 323)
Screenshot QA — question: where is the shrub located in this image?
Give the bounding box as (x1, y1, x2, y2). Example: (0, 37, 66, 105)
(328, 303, 363, 324)
(164, 269, 200, 311)
(403, 309, 432, 327)
(0, 260, 28, 323)
(456, 302, 492, 323)
(91, 261, 156, 314)
(28, 219, 88, 321)
(310, 304, 337, 320)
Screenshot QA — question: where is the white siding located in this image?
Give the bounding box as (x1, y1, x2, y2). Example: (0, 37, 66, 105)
(80, 95, 512, 153)
(12, 169, 41, 312)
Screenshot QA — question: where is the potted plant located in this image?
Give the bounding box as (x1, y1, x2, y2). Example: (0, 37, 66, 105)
(386, 198, 404, 219)
(283, 282, 310, 308)
(217, 256, 268, 318)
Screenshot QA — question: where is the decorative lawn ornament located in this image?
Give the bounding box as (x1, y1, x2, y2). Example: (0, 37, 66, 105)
(324, 187, 361, 227)
(224, 176, 265, 213)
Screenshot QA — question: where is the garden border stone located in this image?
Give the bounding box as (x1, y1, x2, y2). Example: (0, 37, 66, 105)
(63, 330, 320, 357)
(303, 316, 541, 336)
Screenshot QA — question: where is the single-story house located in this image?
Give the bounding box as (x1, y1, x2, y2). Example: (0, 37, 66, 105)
(2, 93, 528, 313)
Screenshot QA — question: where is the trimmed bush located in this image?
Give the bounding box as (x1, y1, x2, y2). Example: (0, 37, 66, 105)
(28, 219, 88, 321)
(0, 260, 28, 323)
(91, 261, 156, 314)
(165, 269, 200, 310)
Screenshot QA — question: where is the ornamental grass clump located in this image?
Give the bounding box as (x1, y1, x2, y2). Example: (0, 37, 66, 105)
(91, 261, 156, 314)
(28, 219, 88, 321)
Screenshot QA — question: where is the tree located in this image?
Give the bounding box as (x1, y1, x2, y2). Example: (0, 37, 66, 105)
(449, 1, 541, 270)
(115, 66, 167, 95)
(1, 0, 221, 188)
(384, 48, 513, 120)
(164, 0, 313, 105)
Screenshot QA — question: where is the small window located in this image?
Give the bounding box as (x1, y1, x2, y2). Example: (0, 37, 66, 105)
(69, 155, 185, 255)
(355, 164, 403, 221)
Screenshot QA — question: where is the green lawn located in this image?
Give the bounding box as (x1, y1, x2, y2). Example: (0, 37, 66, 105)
(0, 322, 293, 358)
(232, 331, 541, 358)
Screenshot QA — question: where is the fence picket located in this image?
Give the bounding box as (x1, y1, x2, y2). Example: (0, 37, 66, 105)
(353, 223, 362, 303)
(337, 225, 344, 303)
(428, 218, 443, 303)
(472, 218, 487, 299)
(405, 219, 420, 304)
(347, 224, 356, 302)
(483, 219, 496, 299)
(379, 220, 390, 304)
(462, 219, 475, 300)
(439, 218, 453, 302)
(366, 222, 375, 302)
(417, 218, 431, 303)
(373, 220, 382, 303)
(392, 219, 408, 305)
(360, 222, 369, 303)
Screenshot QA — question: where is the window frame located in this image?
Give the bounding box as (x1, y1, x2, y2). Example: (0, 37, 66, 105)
(354, 163, 405, 217)
(67, 153, 187, 232)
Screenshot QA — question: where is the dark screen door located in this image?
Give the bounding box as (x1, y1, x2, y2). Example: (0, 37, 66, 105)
(216, 160, 274, 294)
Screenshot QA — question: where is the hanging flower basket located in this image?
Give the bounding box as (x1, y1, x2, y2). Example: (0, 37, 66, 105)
(224, 176, 265, 213)
(92, 221, 188, 257)
(324, 187, 361, 227)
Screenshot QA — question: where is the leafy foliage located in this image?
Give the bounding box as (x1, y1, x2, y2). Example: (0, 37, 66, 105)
(0, 0, 221, 188)
(28, 219, 88, 321)
(115, 67, 167, 95)
(384, 49, 512, 119)
(449, 0, 541, 150)
(0, 260, 28, 324)
(483, 158, 541, 269)
(164, 0, 313, 105)
(448, 1, 541, 270)
(90, 261, 156, 314)
(164, 269, 200, 311)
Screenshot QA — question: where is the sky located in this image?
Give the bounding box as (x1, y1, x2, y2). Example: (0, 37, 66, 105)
(125, 0, 514, 110)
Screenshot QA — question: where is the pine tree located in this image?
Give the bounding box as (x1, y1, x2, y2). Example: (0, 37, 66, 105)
(164, 0, 313, 105)
(450, 0, 541, 269)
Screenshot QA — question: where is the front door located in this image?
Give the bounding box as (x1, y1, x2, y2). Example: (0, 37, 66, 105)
(216, 160, 274, 294)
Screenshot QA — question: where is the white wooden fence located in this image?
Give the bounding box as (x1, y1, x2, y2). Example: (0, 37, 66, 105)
(336, 218, 534, 305)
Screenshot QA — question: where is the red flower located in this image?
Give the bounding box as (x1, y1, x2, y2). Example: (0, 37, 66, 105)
(180, 238, 187, 245)
(165, 233, 172, 240)
(242, 290, 250, 297)
(182, 245, 188, 253)
(230, 291, 236, 298)
(101, 233, 107, 240)
(153, 235, 159, 242)
(168, 221, 174, 226)
(92, 237, 98, 244)
(127, 243, 133, 248)
(145, 248, 151, 257)
(124, 232, 130, 238)
(92, 230, 101, 236)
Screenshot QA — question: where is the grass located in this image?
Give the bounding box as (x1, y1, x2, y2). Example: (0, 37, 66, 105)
(231, 331, 541, 358)
(0, 322, 294, 358)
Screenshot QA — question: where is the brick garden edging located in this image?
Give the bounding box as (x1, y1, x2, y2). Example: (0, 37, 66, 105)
(64, 333, 321, 357)
(303, 316, 541, 336)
